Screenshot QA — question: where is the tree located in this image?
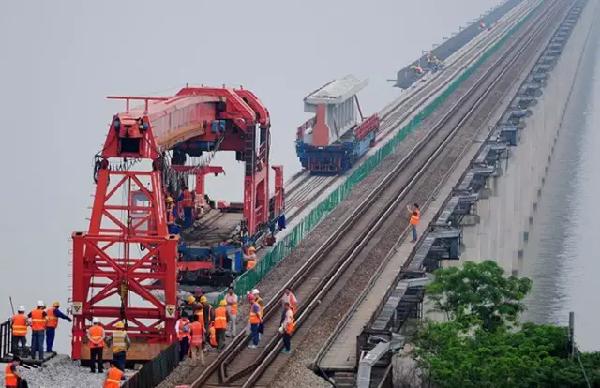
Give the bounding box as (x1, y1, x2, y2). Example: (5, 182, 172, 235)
(415, 260, 600, 387)
(426, 260, 532, 331)
(416, 322, 600, 387)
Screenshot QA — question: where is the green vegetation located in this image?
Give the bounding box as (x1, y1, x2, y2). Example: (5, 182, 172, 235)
(416, 260, 600, 387)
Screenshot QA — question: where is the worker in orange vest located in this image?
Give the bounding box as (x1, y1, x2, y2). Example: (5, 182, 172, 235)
(208, 321, 218, 349)
(280, 288, 298, 324)
(27, 301, 47, 361)
(103, 360, 125, 388)
(199, 296, 212, 344)
(280, 302, 295, 353)
(244, 246, 257, 270)
(45, 301, 71, 352)
(247, 294, 262, 349)
(407, 203, 420, 242)
(87, 317, 106, 373)
(178, 186, 194, 229)
(188, 315, 205, 365)
(225, 287, 238, 336)
(4, 358, 23, 388)
(175, 313, 190, 361)
(10, 306, 27, 356)
(251, 289, 264, 339)
(213, 300, 230, 350)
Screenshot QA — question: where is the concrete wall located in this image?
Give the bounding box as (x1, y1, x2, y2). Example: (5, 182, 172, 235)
(460, 0, 596, 275)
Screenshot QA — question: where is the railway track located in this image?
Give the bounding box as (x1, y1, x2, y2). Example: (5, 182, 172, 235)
(312, 0, 584, 379)
(281, 0, 535, 225)
(178, 1, 569, 387)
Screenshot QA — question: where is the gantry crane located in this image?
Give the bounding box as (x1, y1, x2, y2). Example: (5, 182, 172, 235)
(71, 86, 284, 360)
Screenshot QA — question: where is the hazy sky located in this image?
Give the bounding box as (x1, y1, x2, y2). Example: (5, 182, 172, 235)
(0, 0, 499, 352)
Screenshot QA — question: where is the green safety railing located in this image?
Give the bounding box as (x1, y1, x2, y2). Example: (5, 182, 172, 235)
(223, 5, 539, 301)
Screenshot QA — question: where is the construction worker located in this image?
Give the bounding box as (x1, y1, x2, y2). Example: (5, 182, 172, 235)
(244, 246, 257, 270)
(407, 203, 420, 242)
(213, 300, 229, 350)
(109, 321, 130, 371)
(225, 287, 238, 336)
(178, 186, 194, 229)
(280, 302, 295, 353)
(45, 301, 71, 353)
(280, 289, 298, 324)
(166, 196, 180, 235)
(103, 360, 124, 388)
(10, 306, 27, 356)
(181, 295, 196, 318)
(88, 317, 106, 373)
(208, 321, 218, 349)
(251, 289, 264, 339)
(277, 213, 287, 231)
(188, 315, 205, 365)
(175, 313, 190, 361)
(199, 296, 213, 343)
(27, 301, 47, 361)
(4, 357, 22, 388)
(247, 294, 262, 349)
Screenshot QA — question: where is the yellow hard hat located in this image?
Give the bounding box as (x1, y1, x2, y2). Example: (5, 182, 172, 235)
(52, 301, 60, 307)
(200, 296, 207, 303)
(166, 196, 174, 203)
(114, 321, 125, 329)
(219, 299, 227, 307)
(187, 295, 196, 304)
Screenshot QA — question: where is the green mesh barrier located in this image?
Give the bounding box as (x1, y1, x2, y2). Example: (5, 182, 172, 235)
(217, 5, 539, 302)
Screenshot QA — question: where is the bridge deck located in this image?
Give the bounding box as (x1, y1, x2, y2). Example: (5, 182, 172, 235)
(318, 108, 496, 371)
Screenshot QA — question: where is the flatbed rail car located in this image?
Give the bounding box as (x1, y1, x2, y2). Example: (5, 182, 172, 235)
(296, 75, 380, 174)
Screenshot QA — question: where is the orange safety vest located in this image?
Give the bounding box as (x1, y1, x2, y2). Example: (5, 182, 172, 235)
(176, 318, 190, 340)
(30, 308, 46, 331)
(209, 325, 217, 347)
(4, 363, 18, 388)
(11, 314, 27, 336)
(46, 307, 58, 328)
(226, 294, 238, 316)
(248, 302, 262, 324)
(410, 212, 420, 225)
(285, 312, 296, 335)
(214, 306, 227, 329)
(182, 190, 193, 208)
(247, 259, 256, 270)
(88, 325, 105, 348)
(103, 366, 124, 388)
(189, 321, 204, 346)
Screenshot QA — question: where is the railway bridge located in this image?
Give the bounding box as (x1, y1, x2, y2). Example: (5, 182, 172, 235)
(149, 0, 596, 386)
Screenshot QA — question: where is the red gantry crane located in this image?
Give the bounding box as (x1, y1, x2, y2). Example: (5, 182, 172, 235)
(71, 86, 284, 361)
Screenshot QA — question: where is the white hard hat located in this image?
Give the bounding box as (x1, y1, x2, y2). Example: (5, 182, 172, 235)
(18, 306, 25, 312)
(37, 300, 45, 307)
(251, 289, 260, 295)
(92, 317, 100, 324)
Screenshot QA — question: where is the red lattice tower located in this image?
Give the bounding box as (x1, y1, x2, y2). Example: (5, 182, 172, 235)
(71, 111, 178, 360)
